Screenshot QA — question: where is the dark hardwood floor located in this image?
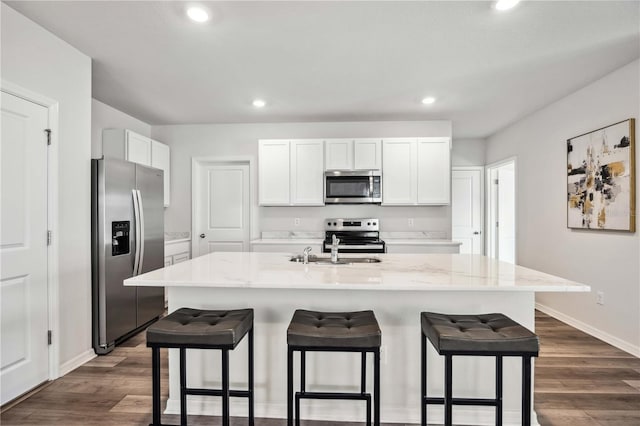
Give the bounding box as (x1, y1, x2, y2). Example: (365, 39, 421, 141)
(1, 311, 638, 425)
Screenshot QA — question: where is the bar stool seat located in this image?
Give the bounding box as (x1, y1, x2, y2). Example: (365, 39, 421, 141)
(287, 309, 381, 426)
(147, 308, 253, 347)
(287, 310, 381, 348)
(421, 312, 539, 426)
(147, 307, 254, 426)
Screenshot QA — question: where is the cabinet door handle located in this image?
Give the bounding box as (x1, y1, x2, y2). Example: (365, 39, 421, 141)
(473, 231, 481, 235)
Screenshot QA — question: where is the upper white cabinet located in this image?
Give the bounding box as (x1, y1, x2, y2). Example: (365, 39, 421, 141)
(324, 138, 381, 171)
(258, 139, 324, 206)
(382, 137, 450, 205)
(151, 140, 170, 207)
(102, 129, 171, 206)
(290, 140, 324, 205)
(258, 140, 291, 205)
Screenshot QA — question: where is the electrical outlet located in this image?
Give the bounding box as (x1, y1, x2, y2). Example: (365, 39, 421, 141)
(408, 218, 414, 227)
(596, 291, 604, 305)
(294, 218, 300, 227)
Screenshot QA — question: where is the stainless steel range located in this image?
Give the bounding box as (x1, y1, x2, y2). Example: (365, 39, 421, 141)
(322, 218, 386, 254)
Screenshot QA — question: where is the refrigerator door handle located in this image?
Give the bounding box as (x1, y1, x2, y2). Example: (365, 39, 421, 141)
(137, 189, 145, 274)
(132, 189, 141, 276)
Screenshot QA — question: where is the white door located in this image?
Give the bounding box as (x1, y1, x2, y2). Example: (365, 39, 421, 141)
(258, 140, 290, 205)
(382, 139, 417, 205)
(487, 160, 517, 263)
(290, 140, 324, 205)
(1, 92, 50, 404)
(353, 139, 382, 170)
(452, 168, 483, 255)
(196, 162, 250, 256)
(417, 138, 450, 205)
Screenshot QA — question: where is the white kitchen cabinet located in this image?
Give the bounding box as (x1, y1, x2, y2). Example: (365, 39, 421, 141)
(151, 140, 170, 207)
(382, 138, 417, 205)
(353, 139, 382, 170)
(250, 240, 323, 254)
(417, 138, 450, 204)
(258, 139, 324, 206)
(324, 138, 381, 171)
(290, 140, 324, 205)
(164, 240, 191, 266)
(382, 137, 450, 205)
(325, 139, 353, 170)
(102, 129, 171, 206)
(258, 140, 290, 205)
(385, 241, 460, 254)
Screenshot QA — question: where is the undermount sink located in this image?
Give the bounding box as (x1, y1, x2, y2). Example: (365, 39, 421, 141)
(290, 255, 381, 265)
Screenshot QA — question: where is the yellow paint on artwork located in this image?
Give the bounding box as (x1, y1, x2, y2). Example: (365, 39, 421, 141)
(583, 198, 592, 214)
(586, 174, 594, 188)
(607, 161, 626, 177)
(569, 194, 581, 208)
(598, 207, 606, 228)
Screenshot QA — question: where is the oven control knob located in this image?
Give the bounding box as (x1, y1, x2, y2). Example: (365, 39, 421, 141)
(373, 222, 377, 226)
(327, 222, 331, 226)
(333, 222, 337, 226)
(367, 222, 371, 226)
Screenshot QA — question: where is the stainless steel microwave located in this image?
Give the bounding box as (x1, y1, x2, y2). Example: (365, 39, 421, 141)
(324, 170, 382, 204)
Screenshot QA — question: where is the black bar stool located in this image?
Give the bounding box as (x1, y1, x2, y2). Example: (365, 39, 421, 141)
(146, 307, 254, 426)
(287, 309, 381, 426)
(420, 312, 539, 426)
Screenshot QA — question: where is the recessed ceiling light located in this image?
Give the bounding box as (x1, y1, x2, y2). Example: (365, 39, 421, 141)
(252, 99, 266, 108)
(187, 7, 209, 23)
(494, 0, 521, 11)
(421, 97, 436, 105)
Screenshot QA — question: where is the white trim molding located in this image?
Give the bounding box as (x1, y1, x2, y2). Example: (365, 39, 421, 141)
(58, 349, 96, 377)
(536, 303, 640, 358)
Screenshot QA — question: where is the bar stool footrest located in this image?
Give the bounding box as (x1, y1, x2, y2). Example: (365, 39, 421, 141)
(296, 391, 371, 401)
(185, 387, 251, 398)
(424, 396, 499, 406)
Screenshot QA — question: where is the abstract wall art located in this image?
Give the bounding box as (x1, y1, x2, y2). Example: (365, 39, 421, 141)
(567, 118, 635, 232)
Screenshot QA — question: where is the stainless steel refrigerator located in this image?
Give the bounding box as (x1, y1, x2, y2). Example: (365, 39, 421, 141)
(91, 158, 165, 355)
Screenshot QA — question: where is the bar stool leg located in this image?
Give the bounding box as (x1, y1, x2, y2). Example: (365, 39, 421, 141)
(295, 350, 305, 426)
(444, 355, 453, 426)
(287, 347, 294, 426)
(151, 347, 161, 426)
(374, 348, 380, 426)
(221, 349, 230, 426)
(179, 348, 187, 426)
(421, 332, 427, 426)
(248, 327, 255, 426)
(522, 355, 532, 426)
(496, 356, 503, 426)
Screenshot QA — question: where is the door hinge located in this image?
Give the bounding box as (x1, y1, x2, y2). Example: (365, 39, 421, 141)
(45, 129, 52, 146)
(493, 179, 499, 185)
(47, 230, 52, 246)
(48, 330, 52, 345)
(496, 221, 499, 228)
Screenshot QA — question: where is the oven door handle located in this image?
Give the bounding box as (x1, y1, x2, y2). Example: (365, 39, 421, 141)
(369, 175, 374, 197)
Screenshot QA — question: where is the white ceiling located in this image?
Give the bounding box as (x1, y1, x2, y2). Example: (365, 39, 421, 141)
(5, 1, 640, 138)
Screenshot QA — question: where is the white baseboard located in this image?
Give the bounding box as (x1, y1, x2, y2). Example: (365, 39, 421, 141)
(58, 349, 96, 377)
(165, 397, 539, 425)
(536, 303, 640, 357)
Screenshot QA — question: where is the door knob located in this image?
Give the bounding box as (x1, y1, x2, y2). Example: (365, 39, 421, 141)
(473, 231, 481, 235)
(199, 233, 206, 239)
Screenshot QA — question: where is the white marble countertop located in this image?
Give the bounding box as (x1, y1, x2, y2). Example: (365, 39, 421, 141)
(126, 252, 590, 293)
(384, 239, 461, 246)
(250, 238, 323, 245)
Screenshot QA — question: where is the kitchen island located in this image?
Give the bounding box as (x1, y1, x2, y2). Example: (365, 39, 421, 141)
(125, 252, 590, 425)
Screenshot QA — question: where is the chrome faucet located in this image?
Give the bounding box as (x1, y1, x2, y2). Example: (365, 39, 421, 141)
(331, 235, 340, 263)
(302, 246, 312, 264)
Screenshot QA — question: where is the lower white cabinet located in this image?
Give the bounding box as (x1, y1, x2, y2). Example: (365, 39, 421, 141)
(251, 241, 323, 254)
(164, 240, 191, 266)
(385, 242, 460, 254)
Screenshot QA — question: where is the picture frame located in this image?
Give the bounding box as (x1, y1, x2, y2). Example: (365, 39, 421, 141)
(567, 118, 635, 232)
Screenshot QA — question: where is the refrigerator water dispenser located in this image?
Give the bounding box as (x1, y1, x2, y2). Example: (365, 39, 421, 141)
(111, 221, 130, 256)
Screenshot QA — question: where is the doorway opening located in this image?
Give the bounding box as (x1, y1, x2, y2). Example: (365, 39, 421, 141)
(486, 158, 517, 263)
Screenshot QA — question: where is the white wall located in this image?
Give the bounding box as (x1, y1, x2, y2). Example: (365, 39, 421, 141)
(1, 4, 93, 366)
(485, 59, 640, 355)
(452, 138, 485, 166)
(151, 121, 452, 235)
(91, 98, 151, 159)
